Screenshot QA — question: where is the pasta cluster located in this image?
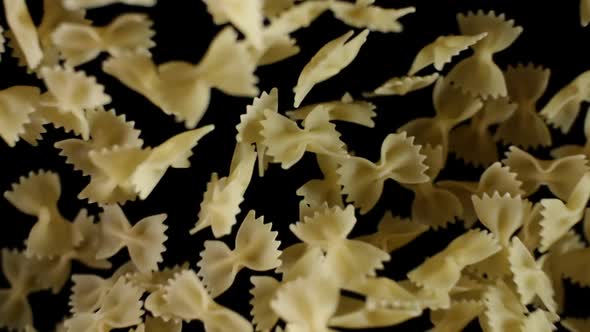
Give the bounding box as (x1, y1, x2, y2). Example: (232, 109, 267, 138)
(2, 0, 590, 332)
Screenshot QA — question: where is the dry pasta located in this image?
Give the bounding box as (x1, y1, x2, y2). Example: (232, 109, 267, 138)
(0, 86, 41, 147)
(355, 211, 429, 253)
(329, 0, 415, 33)
(286, 93, 377, 128)
(296, 154, 344, 208)
(202, 0, 264, 49)
(4, 0, 43, 69)
(62, 0, 157, 10)
(582, 0, 590, 26)
(364, 73, 440, 97)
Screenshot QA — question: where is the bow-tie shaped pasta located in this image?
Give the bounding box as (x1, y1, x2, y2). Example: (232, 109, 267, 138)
(0, 86, 41, 147)
(408, 33, 488, 75)
(190, 143, 256, 237)
(69, 262, 136, 314)
(446, 11, 523, 98)
(203, 0, 264, 49)
(270, 274, 339, 332)
(4, 0, 43, 69)
(145, 270, 252, 331)
(450, 97, 517, 167)
(438, 162, 524, 228)
(296, 154, 344, 208)
(103, 28, 258, 129)
(96, 204, 167, 273)
(329, 0, 415, 33)
(80, 125, 214, 203)
(40, 66, 112, 139)
(508, 237, 556, 313)
(64, 278, 144, 332)
(129, 316, 181, 332)
(404, 144, 464, 228)
(356, 212, 429, 253)
(290, 205, 390, 286)
(503, 146, 589, 200)
(261, 106, 347, 169)
(364, 73, 440, 97)
(287, 93, 377, 128)
(63, 0, 156, 10)
(197, 210, 281, 297)
(337, 131, 429, 214)
(0, 249, 48, 331)
(51, 13, 155, 67)
(293, 29, 369, 107)
(4, 170, 83, 258)
(495, 64, 552, 148)
(407, 230, 501, 294)
(540, 70, 590, 133)
(236, 88, 279, 177)
(552, 110, 590, 159)
(429, 300, 484, 332)
(539, 173, 590, 252)
(126, 262, 189, 294)
(398, 76, 483, 156)
(55, 108, 144, 176)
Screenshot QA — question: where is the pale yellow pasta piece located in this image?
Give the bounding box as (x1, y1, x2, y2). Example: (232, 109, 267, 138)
(51, 13, 155, 66)
(356, 212, 429, 253)
(429, 300, 484, 332)
(562, 318, 590, 332)
(329, 296, 421, 329)
(345, 277, 429, 310)
(55, 108, 143, 176)
(0, 86, 41, 147)
(364, 73, 439, 97)
(450, 97, 517, 167)
(482, 281, 527, 332)
(261, 107, 347, 169)
(472, 192, 531, 246)
(516, 202, 544, 251)
(190, 143, 256, 237)
(503, 146, 589, 200)
(62, 0, 157, 10)
(540, 70, 590, 133)
(552, 110, 590, 159)
(276, 243, 325, 281)
(236, 88, 279, 177)
(203, 0, 264, 49)
(398, 76, 483, 155)
(270, 274, 339, 332)
(263, 0, 295, 17)
(96, 204, 167, 273)
(551, 244, 590, 287)
(446, 11, 523, 98)
(582, 0, 590, 26)
(508, 237, 556, 313)
(495, 63, 552, 148)
(290, 205, 390, 285)
(129, 316, 181, 332)
(297, 154, 343, 208)
(64, 278, 144, 331)
(287, 93, 377, 128)
(329, 0, 415, 33)
(539, 173, 590, 252)
(126, 262, 189, 293)
(408, 33, 488, 75)
(293, 29, 369, 107)
(250, 276, 281, 331)
(337, 131, 429, 213)
(408, 230, 500, 293)
(520, 309, 558, 332)
(197, 210, 281, 297)
(404, 144, 464, 228)
(4, 0, 43, 69)
(150, 270, 253, 331)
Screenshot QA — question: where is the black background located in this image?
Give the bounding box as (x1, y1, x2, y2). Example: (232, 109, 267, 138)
(1, 0, 590, 331)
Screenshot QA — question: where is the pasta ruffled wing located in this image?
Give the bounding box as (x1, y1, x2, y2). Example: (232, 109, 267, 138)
(287, 93, 377, 128)
(472, 192, 531, 246)
(356, 212, 429, 253)
(4, 0, 43, 69)
(329, 1, 415, 33)
(250, 276, 281, 331)
(540, 70, 590, 133)
(203, 0, 264, 49)
(364, 73, 439, 97)
(0, 86, 41, 147)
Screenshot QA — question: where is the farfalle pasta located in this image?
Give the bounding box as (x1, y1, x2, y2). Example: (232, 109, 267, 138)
(446, 11, 523, 98)
(197, 210, 281, 297)
(356, 211, 429, 253)
(293, 29, 369, 107)
(364, 73, 440, 97)
(337, 131, 429, 214)
(540, 70, 590, 133)
(51, 13, 155, 66)
(551, 109, 590, 159)
(202, 0, 264, 49)
(286, 93, 377, 128)
(329, 0, 415, 33)
(296, 154, 344, 208)
(4, 0, 43, 69)
(0, 86, 42, 147)
(62, 0, 157, 10)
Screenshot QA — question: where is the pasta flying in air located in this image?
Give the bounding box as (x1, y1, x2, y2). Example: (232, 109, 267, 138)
(62, 0, 157, 10)
(202, 0, 264, 50)
(4, 0, 43, 69)
(329, 0, 416, 33)
(0, 86, 42, 147)
(364, 73, 440, 97)
(551, 110, 590, 159)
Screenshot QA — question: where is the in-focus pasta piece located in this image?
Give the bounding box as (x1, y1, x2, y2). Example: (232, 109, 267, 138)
(261, 106, 347, 169)
(446, 10, 523, 98)
(408, 33, 488, 75)
(495, 63, 552, 148)
(539, 173, 590, 252)
(337, 131, 429, 214)
(62, 0, 157, 10)
(287, 93, 377, 128)
(203, 0, 264, 49)
(364, 73, 439, 97)
(103, 27, 258, 128)
(539, 70, 590, 133)
(190, 143, 257, 237)
(450, 97, 517, 167)
(95, 204, 167, 273)
(293, 29, 369, 107)
(551, 110, 590, 159)
(355, 211, 429, 253)
(0, 86, 41, 147)
(52, 13, 155, 66)
(197, 210, 281, 297)
(503, 146, 589, 200)
(297, 155, 344, 208)
(4, 0, 43, 69)
(250, 276, 282, 331)
(329, 0, 415, 33)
